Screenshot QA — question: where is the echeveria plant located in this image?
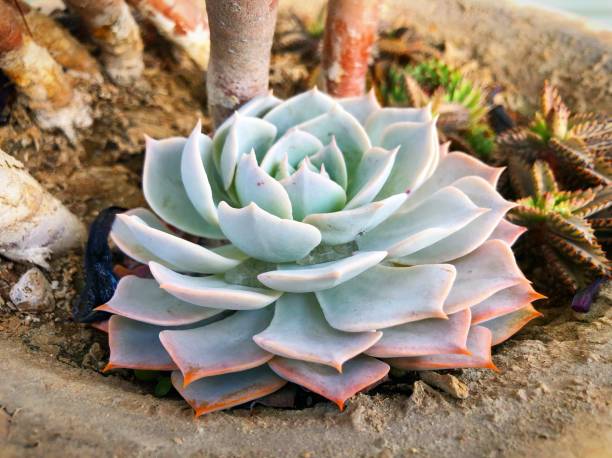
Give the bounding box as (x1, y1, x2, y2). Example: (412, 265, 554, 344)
(101, 88, 543, 416)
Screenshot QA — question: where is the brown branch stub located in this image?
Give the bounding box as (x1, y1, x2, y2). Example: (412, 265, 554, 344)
(64, 0, 144, 84)
(0, 1, 24, 54)
(205, 0, 279, 128)
(0, 0, 92, 139)
(321, 0, 380, 97)
(22, 4, 101, 76)
(128, 0, 210, 69)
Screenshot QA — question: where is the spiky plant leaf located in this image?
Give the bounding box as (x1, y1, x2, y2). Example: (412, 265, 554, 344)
(509, 160, 611, 293)
(374, 60, 495, 159)
(498, 81, 611, 188)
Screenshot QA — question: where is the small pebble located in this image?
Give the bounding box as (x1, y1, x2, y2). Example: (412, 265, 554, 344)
(538, 382, 551, 393)
(419, 371, 470, 399)
(515, 388, 528, 401)
(9, 268, 55, 313)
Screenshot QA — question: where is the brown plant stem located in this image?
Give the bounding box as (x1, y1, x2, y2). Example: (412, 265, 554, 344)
(321, 0, 379, 97)
(0, 0, 92, 139)
(128, 0, 210, 69)
(18, 1, 101, 76)
(205, 0, 278, 128)
(64, 0, 144, 84)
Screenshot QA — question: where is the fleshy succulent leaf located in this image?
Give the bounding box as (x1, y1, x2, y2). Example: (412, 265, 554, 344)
(115, 214, 243, 274)
(316, 264, 455, 332)
(303, 194, 408, 245)
(386, 326, 497, 371)
(219, 115, 277, 189)
(378, 119, 439, 198)
(442, 240, 527, 314)
(308, 138, 348, 190)
(396, 177, 515, 264)
(479, 305, 542, 346)
(235, 92, 282, 118)
(366, 308, 471, 358)
(172, 366, 287, 417)
(487, 219, 527, 246)
(358, 186, 486, 258)
(160, 308, 274, 385)
(105, 316, 177, 371)
(181, 121, 223, 226)
(365, 106, 432, 146)
(297, 104, 371, 174)
(235, 150, 293, 219)
(218, 202, 322, 262)
(273, 153, 296, 180)
(213, 93, 281, 145)
(403, 151, 502, 211)
(253, 293, 382, 370)
(259, 129, 324, 174)
(111, 208, 177, 267)
(263, 88, 335, 136)
(337, 90, 381, 125)
(149, 261, 282, 310)
(280, 160, 347, 221)
(470, 283, 545, 325)
(257, 251, 387, 293)
(143, 137, 224, 238)
(268, 356, 390, 410)
(97, 276, 224, 326)
(345, 146, 398, 209)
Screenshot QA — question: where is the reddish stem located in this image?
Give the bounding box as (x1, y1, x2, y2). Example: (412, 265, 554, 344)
(205, 0, 278, 128)
(321, 0, 379, 97)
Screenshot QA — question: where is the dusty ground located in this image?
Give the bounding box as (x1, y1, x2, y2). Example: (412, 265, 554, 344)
(0, 1, 611, 456)
(0, 287, 610, 458)
(291, 0, 612, 114)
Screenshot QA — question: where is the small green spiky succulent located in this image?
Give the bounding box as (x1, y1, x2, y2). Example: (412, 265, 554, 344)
(377, 59, 494, 159)
(498, 82, 611, 188)
(97, 89, 542, 416)
(508, 160, 611, 292)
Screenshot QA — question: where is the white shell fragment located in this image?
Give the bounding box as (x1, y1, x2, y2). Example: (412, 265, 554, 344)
(0, 149, 85, 267)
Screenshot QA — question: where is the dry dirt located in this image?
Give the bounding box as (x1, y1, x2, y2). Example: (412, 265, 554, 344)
(0, 1, 611, 457)
(0, 288, 610, 458)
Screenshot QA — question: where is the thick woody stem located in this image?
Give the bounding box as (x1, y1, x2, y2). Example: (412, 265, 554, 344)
(64, 0, 144, 84)
(0, 0, 92, 139)
(321, 0, 379, 97)
(21, 2, 100, 76)
(205, 0, 278, 128)
(128, 0, 210, 69)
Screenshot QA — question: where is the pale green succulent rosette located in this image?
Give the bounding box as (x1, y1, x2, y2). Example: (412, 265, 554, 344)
(101, 89, 542, 416)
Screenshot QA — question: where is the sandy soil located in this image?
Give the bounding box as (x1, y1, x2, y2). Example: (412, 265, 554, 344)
(0, 287, 610, 458)
(0, 1, 611, 456)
